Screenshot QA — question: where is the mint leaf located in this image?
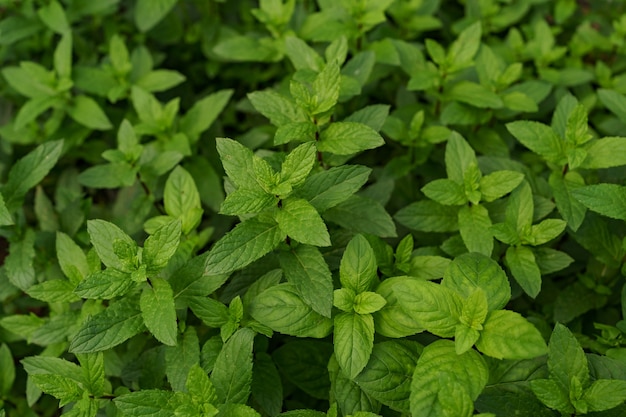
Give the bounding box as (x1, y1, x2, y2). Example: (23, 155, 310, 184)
(143, 219, 181, 274)
(479, 171, 525, 202)
(475, 310, 548, 359)
(87, 219, 137, 272)
(395, 201, 459, 232)
(317, 122, 384, 155)
(248, 90, 307, 127)
(506, 245, 542, 298)
(393, 278, 463, 337)
(115, 390, 181, 416)
(204, 219, 285, 275)
(340, 234, 378, 294)
(5, 229, 36, 290)
(76, 352, 105, 397)
(528, 219, 566, 245)
(549, 171, 587, 231)
(67, 95, 112, 130)
(250, 283, 333, 338)
(571, 184, 626, 221)
(187, 296, 229, 328)
(445, 133, 477, 184)
(547, 323, 589, 392)
(164, 166, 203, 234)
(74, 269, 135, 299)
(134, 0, 178, 32)
(280, 142, 317, 188)
(296, 165, 371, 212)
(140, 277, 177, 346)
(279, 244, 333, 318)
(165, 327, 200, 391)
(324, 195, 397, 237)
(581, 137, 626, 169)
(0, 344, 15, 396)
(458, 204, 493, 256)
(374, 277, 424, 338)
(275, 198, 331, 247)
(582, 379, 626, 412)
(353, 292, 386, 315)
(70, 297, 145, 353)
(506, 121, 564, 164)
(334, 312, 375, 379)
(212, 327, 255, 405)
(421, 179, 467, 205)
(447, 81, 503, 109)
(442, 253, 511, 311)
(221, 188, 276, 216)
(215, 138, 257, 190)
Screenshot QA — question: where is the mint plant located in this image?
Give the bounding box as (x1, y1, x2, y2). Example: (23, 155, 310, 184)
(3, 1, 626, 417)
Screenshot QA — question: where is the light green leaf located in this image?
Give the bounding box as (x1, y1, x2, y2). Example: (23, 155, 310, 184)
(140, 278, 177, 346)
(280, 142, 317, 188)
(317, 122, 385, 155)
(343, 104, 390, 132)
(29, 374, 81, 407)
(458, 204, 493, 256)
(134, 0, 178, 32)
(334, 288, 356, 312)
(528, 219, 566, 245)
(530, 378, 573, 414)
(67, 95, 112, 130)
(506, 181, 534, 232)
(549, 171, 587, 231)
(324, 195, 397, 238)
(74, 269, 135, 299)
(87, 219, 137, 272)
(164, 166, 203, 234)
(249, 283, 333, 338)
(447, 21, 482, 70)
(275, 198, 330, 247)
(442, 252, 511, 311)
(14, 96, 59, 130)
(5, 230, 36, 290)
(297, 165, 371, 212)
(212, 327, 255, 404)
(1, 63, 56, 98)
(187, 363, 217, 405)
(180, 89, 233, 140)
(506, 245, 542, 298)
(114, 390, 181, 417)
(374, 277, 424, 338)
(393, 278, 463, 337)
(354, 341, 418, 413)
(69, 297, 145, 353)
(248, 90, 307, 127)
(475, 310, 548, 359)
(598, 88, 626, 124)
(334, 312, 375, 379)
(76, 352, 105, 397)
(53, 33, 72, 78)
(221, 188, 276, 216)
(165, 327, 199, 391)
(143, 219, 181, 274)
(506, 121, 564, 164)
(479, 171, 525, 202)
(459, 289, 489, 330)
(27, 280, 79, 303)
(353, 292, 386, 315)
(0, 193, 13, 226)
(581, 137, 626, 169)
(187, 296, 228, 328)
(312, 61, 341, 114)
(408, 256, 451, 280)
(421, 179, 467, 205)
(455, 324, 481, 355)
(445, 133, 477, 184)
(410, 340, 488, 417)
(78, 163, 137, 189)
(0, 344, 15, 396)
(571, 184, 626, 221)
(204, 218, 285, 275)
(447, 81, 503, 109)
(2, 140, 63, 212)
(275, 121, 317, 145)
(215, 138, 257, 190)
(340, 234, 378, 294)
(285, 35, 323, 71)
(547, 323, 589, 392)
(582, 379, 626, 412)
(395, 200, 459, 232)
(135, 70, 185, 93)
(502, 91, 538, 112)
(280, 244, 333, 318)
(37, 0, 70, 34)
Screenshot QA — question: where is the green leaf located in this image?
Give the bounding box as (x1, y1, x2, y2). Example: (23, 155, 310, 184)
(37, 0, 70, 34)
(275, 121, 317, 145)
(5, 229, 36, 290)
(442, 253, 511, 311)
(395, 200, 459, 232)
(354, 341, 418, 412)
(78, 163, 136, 189)
(410, 340, 488, 417)
(87, 219, 137, 272)
(215, 138, 257, 190)
(598, 88, 626, 124)
(506, 181, 534, 233)
(479, 171, 525, 202)
(27, 279, 79, 303)
(280, 142, 317, 188)
(53, 33, 72, 78)
(76, 352, 105, 397)
(273, 341, 332, 400)
(506, 121, 564, 164)
(571, 184, 626, 221)
(248, 90, 307, 127)
(334, 312, 375, 379)
(251, 353, 282, 416)
(221, 188, 276, 216)
(212, 327, 255, 404)
(408, 256, 451, 280)
(69, 297, 145, 353)
(458, 204, 493, 256)
(421, 179, 467, 205)
(164, 166, 203, 234)
(165, 327, 199, 391)
(3, 140, 63, 212)
(297, 165, 371, 212)
(317, 122, 385, 155)
(250, 283, 333, 338)
(0, 344, 15, 396)
(447, 81, 503, 109)
(180, 89, 233, 139)
(547, 323, 589, 392)
(67, 95, 112, 130)
(581, 137, 626, 169)
(204, 219, 285, 275)
(0, 193, 13, 226)
(393, 278, 463, 337)
(312, 61, 340, 113)
(475, 310, 547, 359)
(74, 269, 135, 299)
(455, 324, 481, 355)
(280, 244, 333, 318)
(447, 22, 482, 70)
(29, 374, 82, 407)
(528, 219, 566, 245)
(285, 35, 323, 71)
(140, 278, 177, 346)
(14, 96, 59, 130)
(353, 292, 386, 315)
(187, 296, 228, 328)
(445, 133, 477, 184)
(187, 363, 217, 405)
(134, 0, 178, 32)
(340, 234, 378, 294)
(275, 198, 330, 247)
(324, 195, 397, 238)
(549, 171, 587, 231)
(115, 390, 181, 417)
(374, 277, 424, 338)
(582, 379, 626, 412)
(328, 354, 380, 416)
(135, 70, 185, 93)
(334, 288, 356, 312)
(506, 245, 542, 298)
(143, 220, 181, 274)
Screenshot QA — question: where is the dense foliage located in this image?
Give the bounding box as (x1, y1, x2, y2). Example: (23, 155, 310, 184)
(2, 0, 626, 416)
